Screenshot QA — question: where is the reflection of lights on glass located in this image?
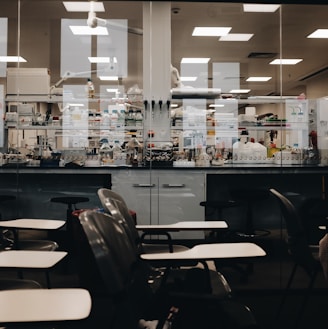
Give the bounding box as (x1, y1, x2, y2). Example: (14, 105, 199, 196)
(99, 76, 119, 81)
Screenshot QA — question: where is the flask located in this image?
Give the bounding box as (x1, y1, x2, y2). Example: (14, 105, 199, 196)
(112, 140, 124, 165)
(99, 138, 112, 165)
(86, 78, 95, 98)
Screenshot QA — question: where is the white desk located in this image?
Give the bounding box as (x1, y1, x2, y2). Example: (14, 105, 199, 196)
(136, 221, 228, 231)
(140, 242, 266, 261)
(0, 219, 65, 230)
(0, 288, 91, 323)
(0, 250, 67, 269)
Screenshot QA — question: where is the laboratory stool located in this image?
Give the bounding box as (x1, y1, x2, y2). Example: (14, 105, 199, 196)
(200, 199, 251, 283)
(230, 188, 271, 238)
(50, 196, 90, 253)
(199, 199, 238, 240)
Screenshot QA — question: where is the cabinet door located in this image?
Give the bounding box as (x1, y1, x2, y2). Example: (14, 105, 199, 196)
(157, 170, 206, 239)
(111, 169, 157, 225)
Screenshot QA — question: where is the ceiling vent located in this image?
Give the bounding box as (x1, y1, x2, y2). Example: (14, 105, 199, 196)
(248, 52, 277, 59)
(299, 66, 328, 81)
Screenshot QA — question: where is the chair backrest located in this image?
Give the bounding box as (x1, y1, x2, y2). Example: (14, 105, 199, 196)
(79, 210, 137, 295)
(269, 188, 318, 272)
(97, 188, 141, 251)
(78, 209, 153, 328)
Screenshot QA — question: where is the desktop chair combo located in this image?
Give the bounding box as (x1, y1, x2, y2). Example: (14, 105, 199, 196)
(78, 209, 262, 329)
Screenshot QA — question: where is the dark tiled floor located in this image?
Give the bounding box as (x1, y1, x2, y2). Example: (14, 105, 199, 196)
(1, 229, 328, 329)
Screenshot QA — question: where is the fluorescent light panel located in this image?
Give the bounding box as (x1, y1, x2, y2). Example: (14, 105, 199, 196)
(99, 76, 119, 81)
(243, 4, 280, 12)
(181, 58, 210, 64)
(63, 1, 105, 12)
(0, 56, 27, 62)
(219, 33, 254, 41)
(69, 26, 108, 35)
(192, 27, 231, 36)
(230, 89, 251, 94)
(270, 59, 303, 65)
(209, 104, 225, 108)
(247, 77, 272, 82)
(88, 57, 117, 63)
(307, 29, 328, 38)
(180, 76, 197, 82)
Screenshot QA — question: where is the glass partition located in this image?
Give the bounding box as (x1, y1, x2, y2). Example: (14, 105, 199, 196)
(0, 3, 328, 321)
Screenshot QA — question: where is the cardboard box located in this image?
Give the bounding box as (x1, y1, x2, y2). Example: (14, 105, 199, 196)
(6, 68, 50, 95)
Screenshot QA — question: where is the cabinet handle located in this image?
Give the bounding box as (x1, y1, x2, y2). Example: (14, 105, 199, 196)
(162, 184, 185, 188)
(133, 183, 156, 188)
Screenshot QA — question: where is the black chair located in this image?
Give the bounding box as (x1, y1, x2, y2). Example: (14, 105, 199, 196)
(78, 209, 259, 329)
(270, 188, 322, 329)
(97, 188, 190, 254)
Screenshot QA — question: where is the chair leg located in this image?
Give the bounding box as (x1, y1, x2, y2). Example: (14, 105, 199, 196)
(276, 263, 298, 319)
(293, 270, 318, 329)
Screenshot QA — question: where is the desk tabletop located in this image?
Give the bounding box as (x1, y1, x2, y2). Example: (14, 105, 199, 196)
(136, 221, 228, 231)
(141, 242, 266, 261)
(0, 250, 67, 269)
(0, 219, 65, 230)
(0, 288, 91, 323)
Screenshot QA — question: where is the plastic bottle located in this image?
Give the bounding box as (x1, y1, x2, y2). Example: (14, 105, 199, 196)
(118, 108, 126, 125)
(110, 109, 119, 126)
(101, 109, 110, 129)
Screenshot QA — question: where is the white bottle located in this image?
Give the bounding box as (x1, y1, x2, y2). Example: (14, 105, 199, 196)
(110, 109, 119, 126)
(101, 109, 110, 129)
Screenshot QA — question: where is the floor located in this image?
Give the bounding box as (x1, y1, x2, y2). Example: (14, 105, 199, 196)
(1, 228, 327, 329)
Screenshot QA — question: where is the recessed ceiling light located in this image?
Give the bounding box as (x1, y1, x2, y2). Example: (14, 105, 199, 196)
(230, 89, 251, 94)
(219, 33, 254, 42)
(63, 1, 105, 12)
(209, 104, 225, 108)
(246, 77, 272, 82)
(0, 56, 27, 63)
(180, 76, 197, 82)
(100, 76, 119, 81)
(89, 57, 110, 63)
(88, 57, 117, 64)
(307, 29, 328, 38)
(192, 27, 231, 37)
(243, 4, 280, 12)
(270, 59, 303, 65)
(69, 26, 108, 35)
(181, 58, 210, 64)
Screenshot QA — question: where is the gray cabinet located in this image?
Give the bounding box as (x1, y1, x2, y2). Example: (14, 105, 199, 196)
(111, 169, 206, 239)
